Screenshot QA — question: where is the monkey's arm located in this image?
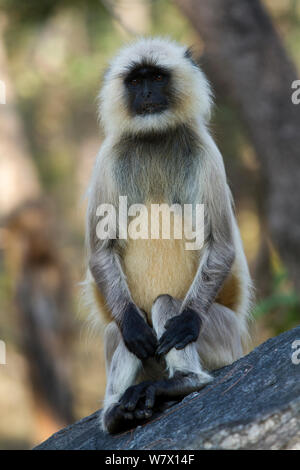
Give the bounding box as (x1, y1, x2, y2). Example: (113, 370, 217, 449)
(89, 243, 157, 360)
(87, 147, 157, 360)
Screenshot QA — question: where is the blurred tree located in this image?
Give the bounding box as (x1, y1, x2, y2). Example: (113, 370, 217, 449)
(0, 15, 41, 216)
(0, 11, 76, 441)
(3, 201, 75, 441)
(175, 0, 300, 297)
(102, 0, 150, 36)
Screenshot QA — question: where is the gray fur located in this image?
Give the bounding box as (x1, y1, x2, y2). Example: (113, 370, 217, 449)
(85, 38, 252, 432)
(113, 124, 202, 206)
(89, 246, 132, 325)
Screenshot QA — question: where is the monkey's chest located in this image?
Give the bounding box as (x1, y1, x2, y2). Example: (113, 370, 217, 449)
(123, 234, 199, 321)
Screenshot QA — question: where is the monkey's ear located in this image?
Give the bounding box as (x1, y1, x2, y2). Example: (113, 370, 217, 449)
(184, 47, 200, 68)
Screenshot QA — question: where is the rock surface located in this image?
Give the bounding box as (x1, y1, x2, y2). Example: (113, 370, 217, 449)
(35, 326, 300, 450)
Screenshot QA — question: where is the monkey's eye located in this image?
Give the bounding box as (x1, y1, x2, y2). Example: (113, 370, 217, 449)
(154, 74, 163, 81)
(130, 78, 140, 86)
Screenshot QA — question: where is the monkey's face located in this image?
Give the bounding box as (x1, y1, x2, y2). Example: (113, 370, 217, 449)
(124, 65, 171, 117)
(99, 38, 213, 135)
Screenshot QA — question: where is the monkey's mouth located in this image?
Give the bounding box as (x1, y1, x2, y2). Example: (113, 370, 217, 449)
(138, 102, 167, 115)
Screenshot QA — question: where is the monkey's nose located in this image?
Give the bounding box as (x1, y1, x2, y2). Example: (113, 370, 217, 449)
(142, 90, 152, 99)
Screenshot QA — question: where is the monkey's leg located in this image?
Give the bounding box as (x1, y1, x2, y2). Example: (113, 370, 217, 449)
(145, 295, 213, 405)
(154, 295, 244, 368)
(195, 301, 244, 370)
(144, 296, 244, 408)
(101, 322, 146, 433)
(119, 294, 212, 413)
(119, 296, 244, 413)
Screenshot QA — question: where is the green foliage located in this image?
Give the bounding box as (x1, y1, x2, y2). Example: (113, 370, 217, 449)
(0, 0, 106, 25)
(253, 269, 300, 333)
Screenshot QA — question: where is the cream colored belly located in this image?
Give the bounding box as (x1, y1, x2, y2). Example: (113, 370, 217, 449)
(123, 237, 200, 318)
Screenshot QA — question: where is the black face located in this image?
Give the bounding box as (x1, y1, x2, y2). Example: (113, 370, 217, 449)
(124, 65, 170, 116)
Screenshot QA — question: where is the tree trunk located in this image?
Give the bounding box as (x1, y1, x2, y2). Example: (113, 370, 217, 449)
(34, 326, 300, 450)
(0, 14, 75, 439)
(175, 0, 300, 290)
(0, 15, 41, 217)
(4, 201, 75, 441)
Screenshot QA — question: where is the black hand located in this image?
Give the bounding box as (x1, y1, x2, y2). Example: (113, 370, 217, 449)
(121, 303, 158, 360)
(157, 307, 202, 356)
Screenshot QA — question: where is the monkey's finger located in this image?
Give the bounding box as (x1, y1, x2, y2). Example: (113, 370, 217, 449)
(120, 396, 137, 411)
(143, 408, 153, 419)
(164, 316, 179, 329)
(150, 335, 159, 351)
(115, 404, 134, 419)
(156, 342, 173, 356)
(120, 380, 153, 410)
(134, 342, 151, 360)
(156, 343, 169, 356)
(147, 329, 157, 341)
(151, 334, 159, 348)
(141, 328, 157, 347)
(157, 336, 177, 355)
(123, 411, 134, 420)
(136, 351, 148, 361)
(157, 329, 192, 354)
(120, 388, 133, 408)
(175, 334, 195, 350)
(140, 345, 156, 360)
(144, 336, 157, 356)
(126, 340, 144, 359)
(134, 409, 145, 420)
(157, 330, 174, 347)
(134, 407, 152, 420)
(145, 385, 156, 409)
(148, 327, 158, 340)
(121, 389, 143, 411)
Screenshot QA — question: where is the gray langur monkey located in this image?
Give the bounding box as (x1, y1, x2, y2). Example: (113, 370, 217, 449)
(84, 38, 253, 434)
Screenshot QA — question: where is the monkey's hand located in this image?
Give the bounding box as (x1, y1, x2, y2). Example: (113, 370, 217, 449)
(121, 303, 158, 360)
(157, 307, 202, 356)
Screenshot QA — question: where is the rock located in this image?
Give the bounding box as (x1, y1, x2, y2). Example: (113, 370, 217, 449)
(34, 326, 300, 450)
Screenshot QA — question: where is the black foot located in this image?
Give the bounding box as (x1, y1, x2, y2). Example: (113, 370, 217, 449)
(120, 378, 184, 413)
(120, 380, 153, 411)
(104, 399, 153, 434)
(106, 373, 196, 433)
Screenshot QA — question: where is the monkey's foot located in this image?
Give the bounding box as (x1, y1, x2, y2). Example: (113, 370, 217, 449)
(119, 380, 153, 412)
(120, 372, 212, 416)
(119, 379, 181, 414)
(104, 400, 153, 434)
